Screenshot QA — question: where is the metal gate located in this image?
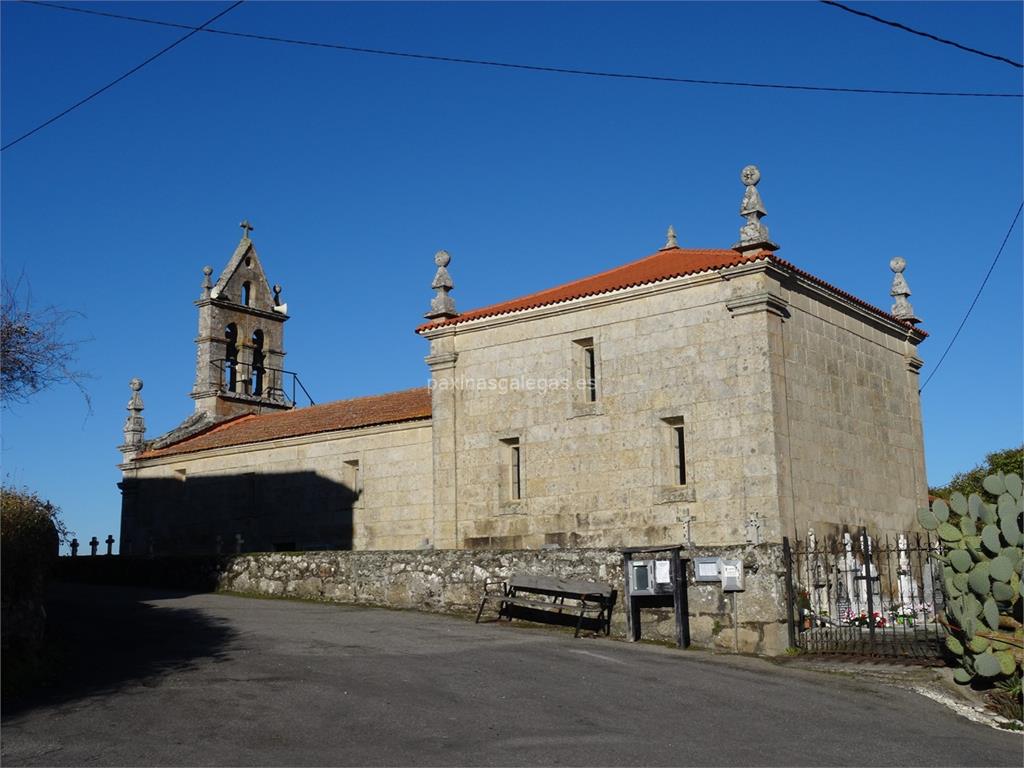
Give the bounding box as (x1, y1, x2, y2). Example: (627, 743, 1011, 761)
(783, 529, 946, 659)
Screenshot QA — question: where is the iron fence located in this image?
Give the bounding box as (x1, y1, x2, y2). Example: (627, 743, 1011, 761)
(783, 529, 947, 660)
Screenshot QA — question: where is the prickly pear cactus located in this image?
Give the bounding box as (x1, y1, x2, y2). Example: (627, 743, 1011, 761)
(918, 471, 1023, 685)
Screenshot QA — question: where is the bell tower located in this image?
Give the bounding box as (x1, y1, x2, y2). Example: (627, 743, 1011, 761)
(191, 221, 291, 417)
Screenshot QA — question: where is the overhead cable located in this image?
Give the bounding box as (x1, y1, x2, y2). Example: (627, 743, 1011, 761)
(920, 202, 1024, 392)
(1, 1, 245, 152)
(20, 1, 1024, 100)
(821, 1, 1023, 69)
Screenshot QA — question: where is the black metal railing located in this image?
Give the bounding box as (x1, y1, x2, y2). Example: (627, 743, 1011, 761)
(211, 358, 314, 408)
(783, 529, 946, 659)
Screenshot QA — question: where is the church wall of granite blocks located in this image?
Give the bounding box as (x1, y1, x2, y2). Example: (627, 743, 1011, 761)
(769, 278, 926, 540)
(120, 421, 433, 554)
(423, 262, 924, 552)
(426, 270, 779, 550)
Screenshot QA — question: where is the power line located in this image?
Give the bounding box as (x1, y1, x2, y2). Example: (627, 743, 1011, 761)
(20, 1, 1023, 100)
(821, 1, 1023, 69)
(1, 1, 244, 152)
(920, 202, 1024, 393)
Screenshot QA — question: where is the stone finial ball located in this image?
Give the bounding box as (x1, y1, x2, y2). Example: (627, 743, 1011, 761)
(434, 249, 451, 267)
(890, 256, 907, 273)
(203, 266, 213, 276)
(740, 165, 761, 186)
(130, 377, 143, 391)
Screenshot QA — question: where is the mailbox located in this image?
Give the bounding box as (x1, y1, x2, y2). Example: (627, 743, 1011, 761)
(629, 559, 674, 596)
(693, 557, 722, 583)
(621, 544, 690, 648)
(721, 559, 744, 591)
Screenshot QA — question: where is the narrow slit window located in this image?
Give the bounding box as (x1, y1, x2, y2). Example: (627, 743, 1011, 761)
(584, 345, 597, 402)
(673, 426, 686, 485)
(572, 337, 598, 404)
(511, 444, 521, 500)
(344, 459, 362, 496)
(241, 282, 252, 306)
(501, 438, 522, 501)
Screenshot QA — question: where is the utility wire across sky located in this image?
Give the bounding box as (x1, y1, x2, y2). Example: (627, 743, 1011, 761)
(919, 202, 1024, 393)
(820, 1, 1023, 69)
(8, 0, 1021, 144)
(1, 1, 245, 152)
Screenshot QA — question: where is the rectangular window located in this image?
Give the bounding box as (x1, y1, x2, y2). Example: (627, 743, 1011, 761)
(584, 344, 597, 402)
(511, 442, 522, 500)
(672, 426, 686, 485)
(660, 416, 688, 488)
(572, 337, 598, 405)
(344, 459, 362, 496)
(501, 437, 522, 502)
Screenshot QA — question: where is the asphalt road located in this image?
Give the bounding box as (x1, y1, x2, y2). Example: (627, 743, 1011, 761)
(1, 583, 1018, 767)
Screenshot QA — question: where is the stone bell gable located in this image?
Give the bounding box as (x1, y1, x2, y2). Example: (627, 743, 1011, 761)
(191, 221, 291, 418)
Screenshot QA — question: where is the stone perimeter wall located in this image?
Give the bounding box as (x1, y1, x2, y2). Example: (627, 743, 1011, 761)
(60, 544, 790, 655)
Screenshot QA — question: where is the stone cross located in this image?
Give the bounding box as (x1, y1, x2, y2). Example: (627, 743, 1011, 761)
(733, 165, 779, 253)
(105, 535, 115, 555)
(70, 538, 79, 557)
(744, 513, 764, 545)
(240, 219, 254, 239)
(235, 533, 244, 553)
(663, 225, 678, 250)
(89, 536, 99, 556)
(425, 249, 458, 319)
(678, 512, 694, 548)
(889, 257, 921, 323)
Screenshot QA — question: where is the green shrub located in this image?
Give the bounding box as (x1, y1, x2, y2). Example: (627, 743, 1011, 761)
(1, 485, 64, 596)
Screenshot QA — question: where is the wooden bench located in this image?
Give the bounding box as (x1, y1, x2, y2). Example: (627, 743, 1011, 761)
(474, 574, 615, 637)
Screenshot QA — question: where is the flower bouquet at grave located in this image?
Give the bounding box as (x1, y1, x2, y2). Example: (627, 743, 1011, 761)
(888, 600, 933, 626)
(843, 608, 887, 628)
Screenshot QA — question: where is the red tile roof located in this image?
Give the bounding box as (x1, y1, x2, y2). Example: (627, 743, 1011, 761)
(137, 387, 431, 460)
(417, 246, 926, 336)
(417, 247, 752, 332)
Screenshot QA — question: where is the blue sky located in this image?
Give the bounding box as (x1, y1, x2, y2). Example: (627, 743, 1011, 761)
(2, 1, 1021, 550)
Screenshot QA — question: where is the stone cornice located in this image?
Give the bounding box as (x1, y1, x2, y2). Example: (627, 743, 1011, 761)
(725, 290, 790, 319)
(424, 351, 459, 371)
(194, 298, 289, 322)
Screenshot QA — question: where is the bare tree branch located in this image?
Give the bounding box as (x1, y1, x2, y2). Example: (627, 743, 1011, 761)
(1, 274, 92, 412)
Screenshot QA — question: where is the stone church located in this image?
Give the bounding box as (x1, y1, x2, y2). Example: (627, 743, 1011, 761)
(118, 167, 928, 556)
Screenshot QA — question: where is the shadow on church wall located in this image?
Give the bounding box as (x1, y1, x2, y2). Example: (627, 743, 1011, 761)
(1, 582, 237, 718)
(119, 470, 359, 556)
